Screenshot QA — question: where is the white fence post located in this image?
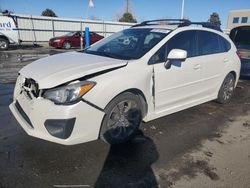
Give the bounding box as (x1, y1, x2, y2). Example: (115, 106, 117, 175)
(51, 19, 55, 37)
(30, 15, 37, 44)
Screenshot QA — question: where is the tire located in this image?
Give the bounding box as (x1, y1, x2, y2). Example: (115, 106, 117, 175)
(216, 73, 236, 104)
(100, 92, 143, 144)
(0, 38, 9, 50)
(63, 41, 71, 49)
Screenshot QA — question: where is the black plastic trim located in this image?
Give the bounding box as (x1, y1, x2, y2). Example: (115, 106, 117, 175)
(15, 101, 33, 128)
(44, 118, 76, 139)
(81, 99, 104, 112)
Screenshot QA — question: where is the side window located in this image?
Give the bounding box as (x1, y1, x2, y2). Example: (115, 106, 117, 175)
(233, 17, 239, 23)
(241, 17, 248, 23)
(74, 32, 81, 37)
(198, 31, 221, 55)
(149, 30, 197, 64)
(219, 36, 231, 52)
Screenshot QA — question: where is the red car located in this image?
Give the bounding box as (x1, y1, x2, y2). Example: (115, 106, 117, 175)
(49, 31, 104, 49)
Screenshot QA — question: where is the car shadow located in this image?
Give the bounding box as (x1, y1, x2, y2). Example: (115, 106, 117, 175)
(94, 130, 159, 188)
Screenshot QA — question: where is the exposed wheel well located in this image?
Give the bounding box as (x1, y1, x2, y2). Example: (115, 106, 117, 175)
(109, 89, 148, 117)
(0, 35, 10, 43)
(229, 71, 237, 86)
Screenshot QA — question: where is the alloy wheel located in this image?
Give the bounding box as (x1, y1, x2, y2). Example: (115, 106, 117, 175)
(0, 40, 7, 49)
(107, 100, 141, 140)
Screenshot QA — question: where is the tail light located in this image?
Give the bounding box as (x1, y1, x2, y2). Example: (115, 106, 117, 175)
(236, 50, 241, 59)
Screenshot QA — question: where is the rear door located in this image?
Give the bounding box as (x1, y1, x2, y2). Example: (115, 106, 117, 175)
(152, 30, 205, 113)
(196, 30, 230, 97)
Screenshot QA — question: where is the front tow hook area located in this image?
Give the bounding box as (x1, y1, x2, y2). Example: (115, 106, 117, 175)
(44, 118, 76, 139)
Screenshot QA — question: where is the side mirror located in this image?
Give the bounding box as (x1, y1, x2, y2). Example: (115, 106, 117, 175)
(164, 49, 187, 69)
(167, 49, 187, 61)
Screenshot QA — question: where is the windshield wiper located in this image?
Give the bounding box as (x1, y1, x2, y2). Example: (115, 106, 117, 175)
(100, 52, 118, 59)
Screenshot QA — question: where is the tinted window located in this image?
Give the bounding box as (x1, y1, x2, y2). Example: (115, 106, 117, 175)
(149, 30, 197, 64)
(219, 36, 231, 52)
(233, 17, 239, 23)
(198, 31, 221, 55)
(230, 26, 250, 49)
(241, 17, 248, 23)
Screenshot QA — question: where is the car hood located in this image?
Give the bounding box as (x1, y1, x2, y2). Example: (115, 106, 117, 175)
(19, 52, 127, 89)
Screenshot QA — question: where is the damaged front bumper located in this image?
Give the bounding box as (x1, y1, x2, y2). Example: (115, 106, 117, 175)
(9, 83, 105, 145)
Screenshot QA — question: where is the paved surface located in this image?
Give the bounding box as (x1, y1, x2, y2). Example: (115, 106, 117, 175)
(0, 45, 72, 84)
(0, 47, 250, 188)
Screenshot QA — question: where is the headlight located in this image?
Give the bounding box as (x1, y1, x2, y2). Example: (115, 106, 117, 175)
(43, 81, 95, 104)
(53, 39, 61, 42)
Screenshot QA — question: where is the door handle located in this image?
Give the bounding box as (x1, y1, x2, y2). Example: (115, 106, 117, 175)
(223, 58, 229, 63)
(193, 64, 201, 70)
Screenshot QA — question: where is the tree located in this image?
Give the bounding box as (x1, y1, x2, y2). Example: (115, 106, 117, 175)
(41, 8, 57, 17)
(119, 12, 137, 23)
(208, 12, 221, 26)
(1, 9, 13, 15)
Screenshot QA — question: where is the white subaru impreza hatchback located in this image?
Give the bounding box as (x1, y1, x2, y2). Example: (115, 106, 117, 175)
(9, 20, 240, 145)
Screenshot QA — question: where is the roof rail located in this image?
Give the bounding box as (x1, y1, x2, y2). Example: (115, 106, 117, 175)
(132, 19, 222, 32)
(131, 19, 190, 27)
(178, 22, 222, 32)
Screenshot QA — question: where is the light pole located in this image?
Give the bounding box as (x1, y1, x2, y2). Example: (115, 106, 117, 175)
(181, 0, 185, 19)
(80, 0, 93, 50)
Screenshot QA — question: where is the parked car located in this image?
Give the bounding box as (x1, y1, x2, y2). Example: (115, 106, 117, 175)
(49, 31, 104, 49)
(230, 26, 250, 77)
(9, 19, 240, 145)
(0, 13, 21, 50)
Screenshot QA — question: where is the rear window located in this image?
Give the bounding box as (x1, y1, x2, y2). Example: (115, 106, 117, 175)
(198, 31, 230, 55)
(230, 26, 250, 49)
(198, 31, 220, 55)
(219, 36, 231, 52)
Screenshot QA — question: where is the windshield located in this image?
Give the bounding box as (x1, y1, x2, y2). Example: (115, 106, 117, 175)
(84, 28, 170, 60)
(64, 31, 77, 37)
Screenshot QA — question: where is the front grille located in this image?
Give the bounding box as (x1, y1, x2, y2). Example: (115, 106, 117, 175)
(15, 101, 33, 128)
(23, 78, 39, 97)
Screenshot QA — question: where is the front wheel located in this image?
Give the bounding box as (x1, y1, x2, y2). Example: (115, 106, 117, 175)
(100, 92, 143, 144)
(0, 38, 9, 50)
(216, 73, 236, 104)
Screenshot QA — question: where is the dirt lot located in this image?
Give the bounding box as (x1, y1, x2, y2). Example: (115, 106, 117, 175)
(0, 46, 250, 188)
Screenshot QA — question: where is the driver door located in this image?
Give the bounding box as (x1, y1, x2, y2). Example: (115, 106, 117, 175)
(151, 30, 204, 113)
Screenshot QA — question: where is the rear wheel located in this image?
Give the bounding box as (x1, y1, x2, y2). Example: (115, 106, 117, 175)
(100, 92, 143, 144)
(216, 73, 235, 104)
(0, 38, 9, 50)
(63, 41, 71, 49)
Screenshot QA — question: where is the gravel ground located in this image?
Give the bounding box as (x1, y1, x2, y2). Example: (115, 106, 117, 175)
(0, 47, 250, 188)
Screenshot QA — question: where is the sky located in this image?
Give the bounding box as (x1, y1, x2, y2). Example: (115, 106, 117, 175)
(0, 0, 250, 28)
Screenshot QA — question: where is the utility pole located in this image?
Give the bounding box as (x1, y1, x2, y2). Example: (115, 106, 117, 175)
(126, 0, 129, 13)
(181, 0, 185, 19)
